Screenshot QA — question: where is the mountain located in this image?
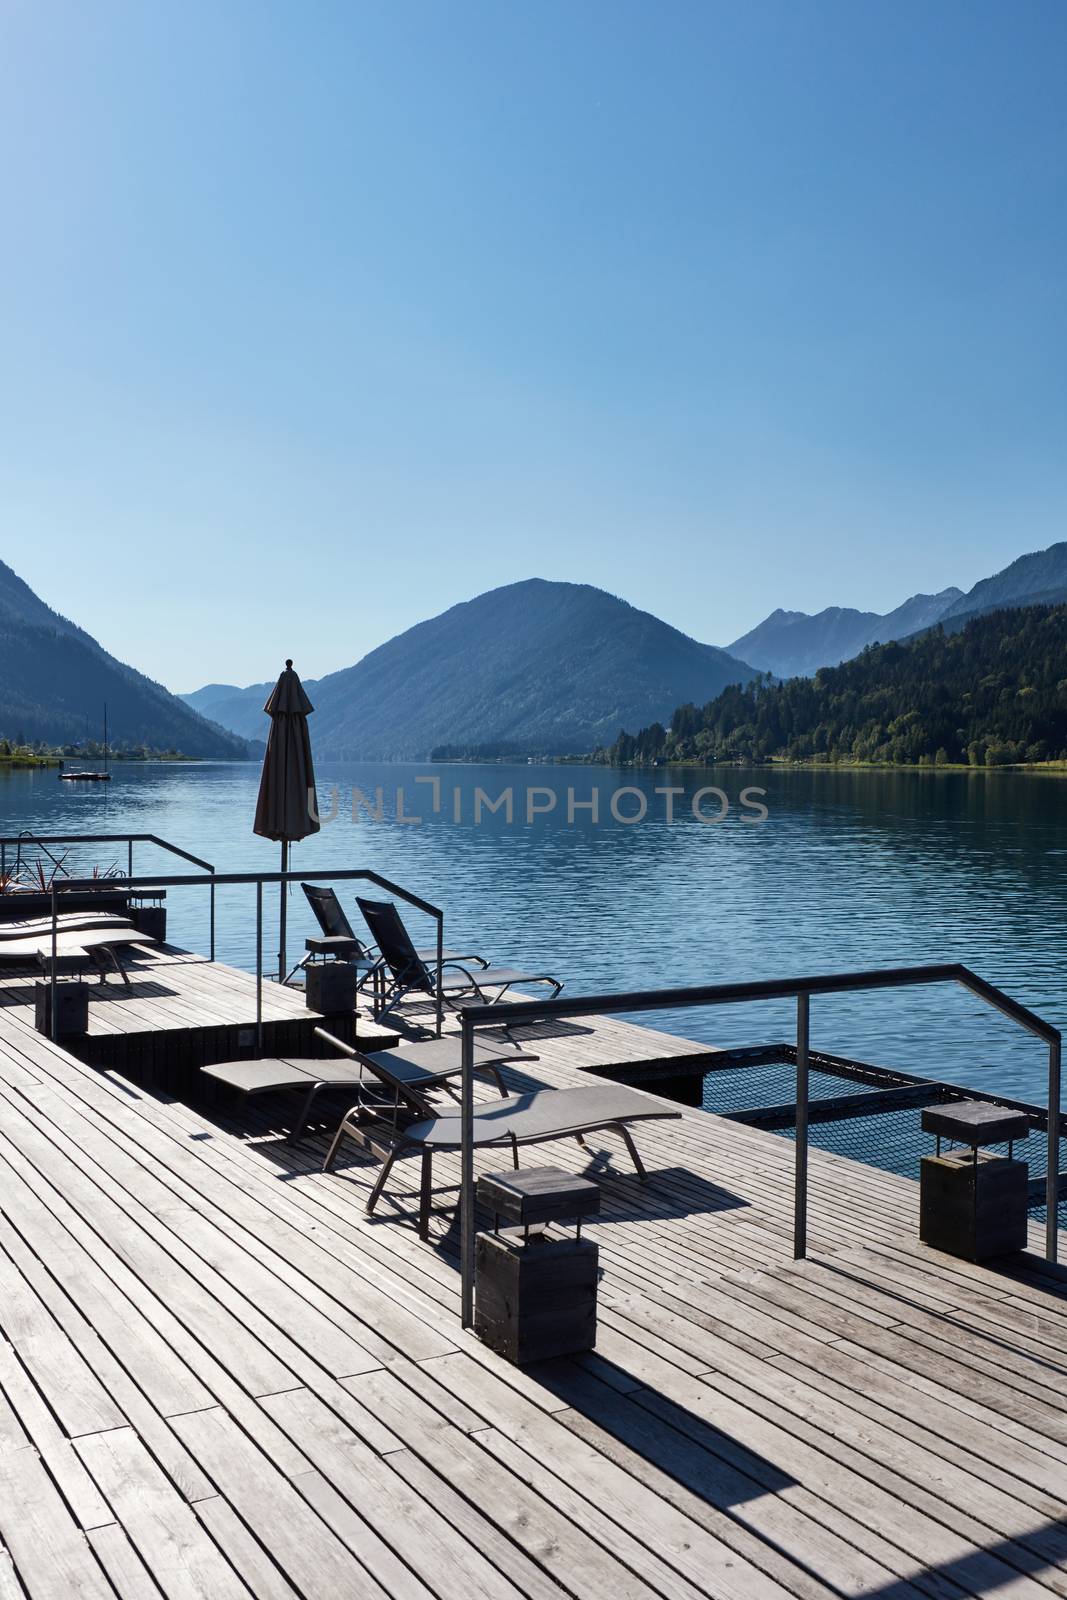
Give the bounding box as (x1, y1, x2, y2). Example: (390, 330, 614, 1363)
(877, 588, 966, 640)
(178, 681, 283, 739)
(728, 606, 882, 678)
(180, 684, 247, 718)
(727, 588, 962, 678)
(0, 559, 251, 757)
(601, 603, 1067, 768)
(185, 579, 756, 757)
(937, 541, 1067, 631)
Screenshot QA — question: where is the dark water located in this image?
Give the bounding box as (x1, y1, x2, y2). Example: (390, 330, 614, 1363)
(2, 759, 1064, 1110)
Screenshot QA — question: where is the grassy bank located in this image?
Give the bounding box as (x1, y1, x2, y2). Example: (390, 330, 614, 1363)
(0, 753, 62, 769)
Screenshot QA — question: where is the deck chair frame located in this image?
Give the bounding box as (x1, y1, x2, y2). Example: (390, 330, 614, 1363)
(321, 1066, 679, 1238)
(200, 1026, 538, 1143)
(356, 897, 562, 1020)
(287, 884, 487, 990)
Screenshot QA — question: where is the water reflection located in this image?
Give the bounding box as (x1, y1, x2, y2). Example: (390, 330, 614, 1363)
(1, 759, 1063, 1104)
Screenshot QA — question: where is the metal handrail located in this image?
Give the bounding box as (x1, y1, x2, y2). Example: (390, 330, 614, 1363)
(41, 865, 446, 1042)
(0, 830, 215, 870)
(456, 963, 1063, 1324)
(1, 832, 218, 959)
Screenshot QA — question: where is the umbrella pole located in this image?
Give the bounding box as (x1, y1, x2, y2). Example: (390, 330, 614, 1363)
(279, 840, 288, 982)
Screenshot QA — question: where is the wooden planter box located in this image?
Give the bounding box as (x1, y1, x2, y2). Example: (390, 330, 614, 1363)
(305, 961, 360, 1015)
(129, 904, 167, 942)
(475, 1228, 599, 1365)
(919, 1151, 1028, 1261)
(34, 980, 89, 1037)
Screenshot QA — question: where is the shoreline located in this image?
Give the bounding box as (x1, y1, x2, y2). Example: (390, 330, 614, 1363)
(578, 757, 1067, 776)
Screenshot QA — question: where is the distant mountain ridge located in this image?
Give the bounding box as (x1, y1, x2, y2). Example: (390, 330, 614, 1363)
(0, 559, 250, 757)
(182, 579, 757, 757)
(730, 539, 1067, 679)
(181, 541, 1067, 760)
(602, 603, 1067, 768)
(728, 588, 962, 678)
(180, 681, 285, 737)
(937, 541, 1067, 631)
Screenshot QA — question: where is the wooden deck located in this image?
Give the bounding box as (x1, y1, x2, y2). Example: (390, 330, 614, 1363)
(0, 985, 1065, 1598)
(0, 944, 717, 1092)
(0, 944, 400, 1085)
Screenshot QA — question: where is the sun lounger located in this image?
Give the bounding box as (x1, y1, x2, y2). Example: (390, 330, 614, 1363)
(201, 1028, 539, 1142)
(321, 1067, 680, 1237)
(0, 911, 135, 940)
(286, 884, 484, 988)
(34, 945, 134, 986)
(301, 883, 484, 965)
(1, 927, 156, 963)
(23, 924, 157, 985)
(356, 897, 562, 1020)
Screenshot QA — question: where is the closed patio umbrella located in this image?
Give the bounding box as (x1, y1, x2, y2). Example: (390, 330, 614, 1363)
(253, 660, 320, 981)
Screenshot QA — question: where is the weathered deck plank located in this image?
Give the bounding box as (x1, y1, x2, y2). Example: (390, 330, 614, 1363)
(0, 968, 1064, 1599)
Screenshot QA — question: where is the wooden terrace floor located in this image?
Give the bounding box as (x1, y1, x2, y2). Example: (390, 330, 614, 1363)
(0, 944, 399, 1082)
(0, 943, 392, 1042)
(0, 944, 713, 1085)
(0, 989, 1065, 1597)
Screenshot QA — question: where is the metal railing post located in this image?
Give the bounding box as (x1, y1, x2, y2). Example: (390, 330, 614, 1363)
(436, 912, 444, 1038)
(210, 882, 216, 962)
(794, 992, 809, 1260)
(127, 840, 133, 882)
(460, 1014, 476, 1327)
(1047, 1035, 1061, 1264)
(255, 882, 263, 1056)
(50, 883, 58, 1043)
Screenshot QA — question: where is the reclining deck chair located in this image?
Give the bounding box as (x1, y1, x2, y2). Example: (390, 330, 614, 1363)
(34, 943, 138, 987)
(201, 1027, 537, 1142)
(288, 884, 486, 989)
(356, 897, 562, 1020)
(0, 911, 136, 941)
(321, 1047, 680, 1238)
(1, 925, 156, 983)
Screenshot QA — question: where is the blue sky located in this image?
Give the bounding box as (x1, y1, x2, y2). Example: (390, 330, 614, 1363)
(1, 0, 1065, 690)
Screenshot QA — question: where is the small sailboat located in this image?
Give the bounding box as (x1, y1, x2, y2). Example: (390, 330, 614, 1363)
(59, 705, 112, 782)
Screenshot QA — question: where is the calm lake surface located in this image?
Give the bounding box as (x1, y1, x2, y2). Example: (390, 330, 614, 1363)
(2, 759, 1064, 1110)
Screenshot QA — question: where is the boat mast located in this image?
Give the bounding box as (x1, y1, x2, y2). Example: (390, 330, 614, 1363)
(103, 703, 108, 775)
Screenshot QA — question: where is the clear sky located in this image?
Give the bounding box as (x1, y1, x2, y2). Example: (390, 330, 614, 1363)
(1, 0, 1065, 691)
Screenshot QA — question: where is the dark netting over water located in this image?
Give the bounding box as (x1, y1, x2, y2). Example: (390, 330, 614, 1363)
(699, 1047, 1066, 1230)
(779, 1116, 1067, 1227)
(700, 1061, 874, 1115)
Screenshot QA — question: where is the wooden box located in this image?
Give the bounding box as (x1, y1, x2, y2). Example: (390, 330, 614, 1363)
(474, 1228, 599, 1365)
(129, 905, 167, 942)
(477, 1167, 600, 1230)
(34, 980, 89, 1037)
(305, 961, 360, 1015)
(921, 1101, 1030, 1148)
(919, 1152, 1029, 1261)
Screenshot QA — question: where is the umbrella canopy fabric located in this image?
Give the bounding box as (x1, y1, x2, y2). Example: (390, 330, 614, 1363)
(254, 661, 320, 845)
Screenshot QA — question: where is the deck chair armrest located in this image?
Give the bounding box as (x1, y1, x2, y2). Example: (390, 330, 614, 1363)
(337, 1106, 420, 1156)
(435, 960, 489, 985)
(417, 950, 488, 969)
